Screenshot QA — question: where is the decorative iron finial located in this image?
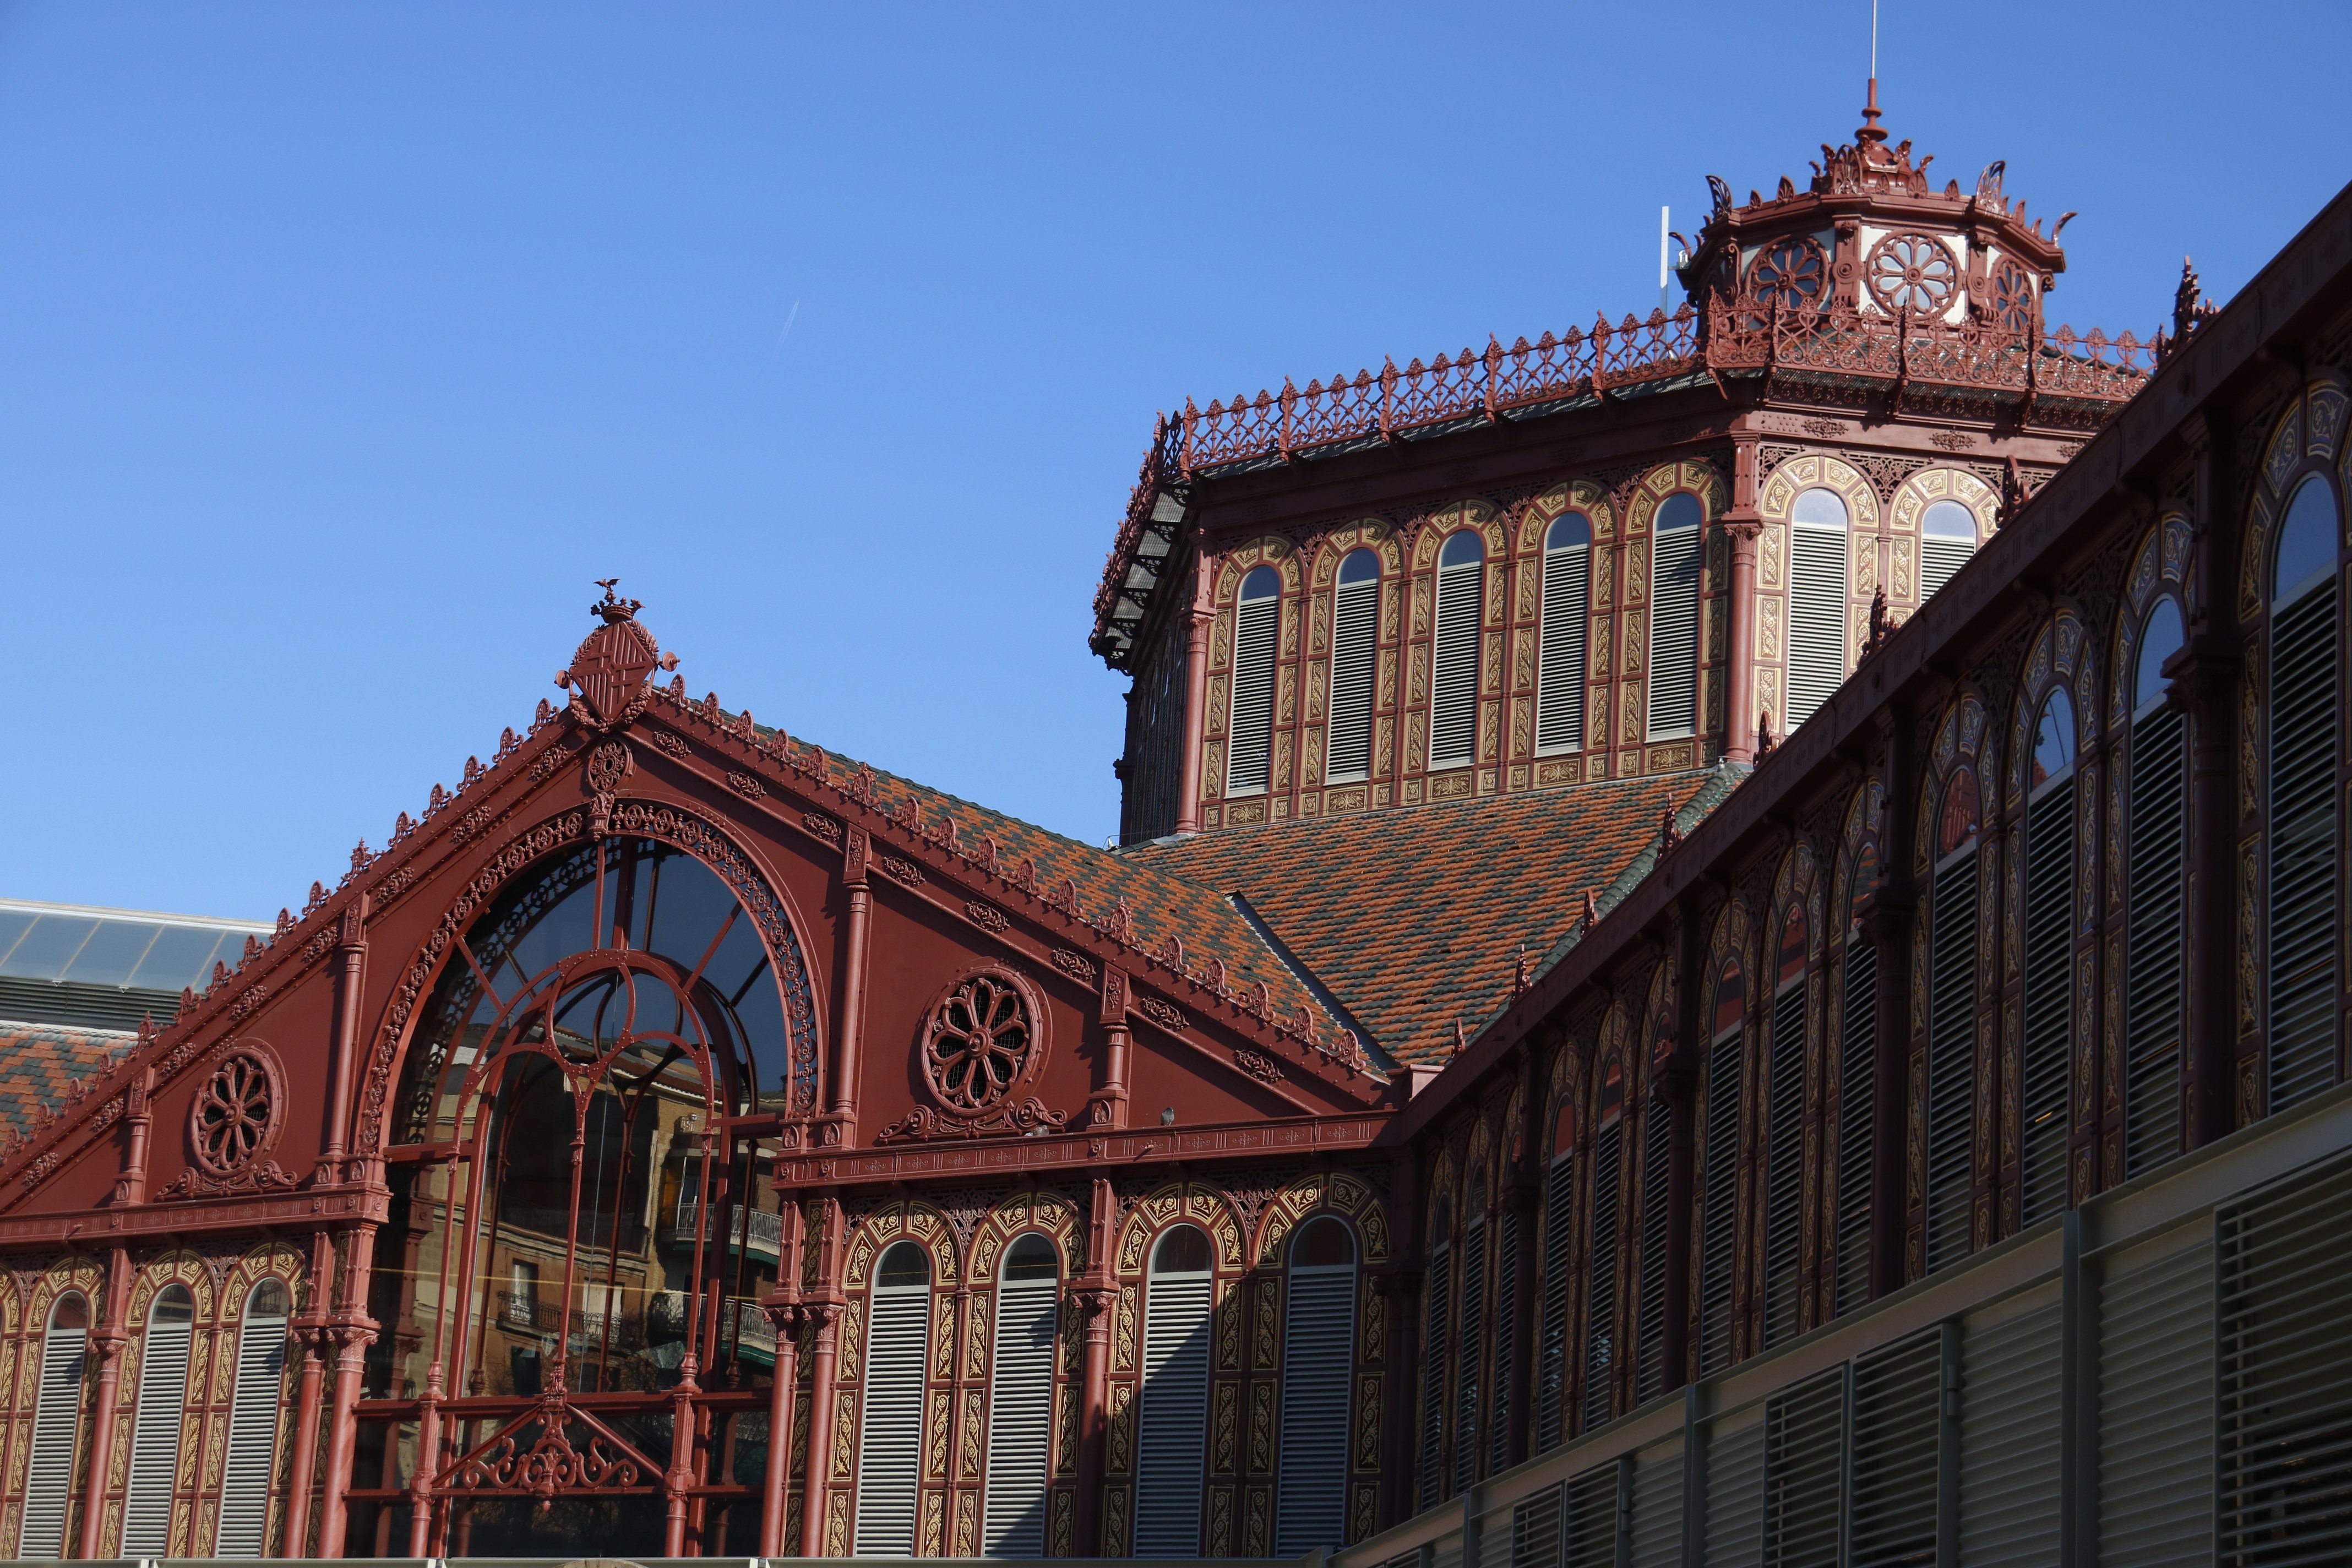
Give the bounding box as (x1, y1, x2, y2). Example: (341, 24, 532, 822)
(1756, 711, 1779, 759)
(592, 579, 643, 624)
(1513, 943, 1533, 995)
(1453, 1019, 1471, 1057)
(1580, 889, 1601, 935)
(1858, 77, 1886, 148)
(2174, 257, 2217, 340)
(1660, 806, 1685, 854)
(1863, 587, 1896, 656)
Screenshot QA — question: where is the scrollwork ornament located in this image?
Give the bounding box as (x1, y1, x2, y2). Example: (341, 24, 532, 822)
(919, 966, 1047, 1115)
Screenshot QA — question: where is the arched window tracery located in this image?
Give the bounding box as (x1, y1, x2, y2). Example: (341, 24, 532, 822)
(1327, 549, 1381, 783)
(1275, 1216, 1357, 1555)
(1919, 498, 1980, 599)
(1135, 1224, 1216, 1556)
(2267, 471, 2343, 1113)
(1789, 486, 1852, 728)
(2125, 592, 2190, 1178)
(1430, 531, 1486, 770)
(1228, 565, 1283, 797)
(1537, 513, 1592, 753)
(121, 1282, 197, 1557)
(1648, 493, 1706, 738)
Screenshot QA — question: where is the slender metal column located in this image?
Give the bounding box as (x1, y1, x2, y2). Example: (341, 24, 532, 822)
(1724, 437, 1765, 763)
(74, 1246, 131, 1560)
(1175, 576, 1214, 835)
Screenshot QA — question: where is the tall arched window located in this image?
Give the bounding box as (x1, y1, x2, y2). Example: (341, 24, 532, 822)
(215, 1278, 291, 1558)
(983, 1234, 1060, 1556)
(1648, 494, 1705, 737)
(18, 1292, 88, 1558)
(2021, 688, 2078, 1225)
(1836, 846, 1880, 1316)
(1536, 1098, 1576, 1451)
(1537, 513, 1593, 753)
(1134, 1226, 1215, 1556)
(1227, 566, 1282, 797)
(854, 1242, 934, 1555)
(1274, 1218, 1357, 1555)
(1327, 550, 1381, 783)
(2269, 475, 2342, 1112)
(1919, 499, 1979, 599)
(1698, 959, 1744, 1373)
(2125, 598, 2189, 1178)
(1634, 1061, 1673, 1403)
(1788, 487, 1852, 728)
(1453, 1179, 1489, 1490)
(121, 1283, 197, 1556)
(1417, 1206, 1452, 1507)
(1488, 1191, 1519, 1477)
(1926, 769, 1982, 1272)
(1763, 905, 1809, 1346)
(1583, 1063, 1625, 1431)
(1430, 532, 1485, 770)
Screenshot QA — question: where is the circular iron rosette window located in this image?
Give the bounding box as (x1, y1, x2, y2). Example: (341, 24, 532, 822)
(1745, 235, 1829, 315)
(1984, 258, 2036, 334)
(1865, 231, 1961, 317)
(190, 1041, 287, 1177)
(918, 963, 1050, 1118)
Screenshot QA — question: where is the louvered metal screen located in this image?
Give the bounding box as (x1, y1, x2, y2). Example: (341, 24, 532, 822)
(1837, 943, 1878, 1316)
(1561, 1462, 1621, 1568)
(1919, 537, 1975, 601)
(1701, 1027, 1743, 1373)
(1705, 1407, 1767, 1568)
(1420, 1242, 1452, 1506)
(1926, 850, 1979, 1273)
(1134, 1271, 1214, 1556)
(1787, 522, 1850, 728)
(1227, 594, 1280, 796)
(1431, 560, 1484, 769)
(120, 1309, 195, 1556)
(2098, 1217, 2213, 1568)
(1765, 982, 1807, 1348)
(1456, 1217, 1489, 1490)
(2267, 578, 2341, 1112)
(1512, 1484, 1563, 1568)
(1648, 526, 1703, 737)
(2022, 777, 2077, 1225)
(1635, 1103, 1672, 1404)
(1539, 1156, 1575, 1451)
(1328, 577, 1380, 782)
(1277, 1263, 1357, 1554)
(1848, 1329, 1942, 1568)
(1583, 1124, 1622, 1434)
(1490, 1210, 1518, 1476)
(213, 1303, 290, 1557)
(1957, 1289, 2063, 1565)
(2125, 705, 2188, 1179)
(853, 1282, 934, 1554)
(1538, 545, 1589, 752)
(982, 1276, 1060, 1555)
(1764, 1366, 1846, 1568)
(2217, 1145, 2352, 1566)
(1625, 1439, 1683, 1568)
(18, 1324, 85, 1558)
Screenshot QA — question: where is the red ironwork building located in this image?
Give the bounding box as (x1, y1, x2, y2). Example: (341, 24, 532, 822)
(0, 97, 2348, 1564)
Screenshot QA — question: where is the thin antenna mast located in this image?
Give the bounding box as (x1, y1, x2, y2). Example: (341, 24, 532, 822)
(1659, 205, 1670, 312)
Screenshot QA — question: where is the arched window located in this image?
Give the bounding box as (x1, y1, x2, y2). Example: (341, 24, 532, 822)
(2021, 687, 2078, 1226)
(1919, 499, 1979, 599)
(1274, 1217, 1357, 1555)
(2126, 598, 2189, 1179)
(121, 1282, 197, 1556)
(1926, 768, 1983, 1272)
(1788, 487, 1852, 728)
(2269, 475, 2343, 1112)
(1453, 1179, 1489, 1490)
(983, 1234, 1061, 1556)
(1583, 1063, 1625, 1431)
(1634, 1059, 1673, 1402)
(1227, 566, 1283, 797)
(854, 1241, 935, 1555)
(1488, 1190, 1520, 1478)
(1536, 1098, 1577, 1451)
(1763, 904, 1809, 1346)
(1134, 1225, 1215, 1556)
(1699, 958, 1744, 1373)
(1648, 494, 1706, 737)
(1430, 532, 1486, 770)
(19, 1292, 89, 1558)
(215, 1278, 291, 1558)
(1327, 550, 1381, 783)
(1835, 846, 1880, 1315)
(1538, 513, 1593, 753)
(1417, 1206, 1452, 1507)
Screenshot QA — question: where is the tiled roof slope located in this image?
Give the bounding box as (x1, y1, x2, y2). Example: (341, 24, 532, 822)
(0, 1025, 128, 1142)
(1121, 769, 1744, 1064)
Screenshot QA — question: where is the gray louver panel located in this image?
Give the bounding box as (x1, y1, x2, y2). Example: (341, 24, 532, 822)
(213, 1307, 289, 1558)
(18, 1326, 85, 1558)
(1837, 943, 1878, 1316)
(1765, 982, 1807, 1348)
(1705, 1407, 1767, 1568)
(1919, 537, 1975, 601)
(2023, 775, 2077, 1226)
(1491, 1210, 1519, 1475)
(1431, 561, 1484, 769)
(1134, 1272, 1214, 1557)
(1328, 577, 1380, 782)
(1431, 1531, 1464, 1568)
(1927, 851, 1980, 1273)
(1849, 1329, 1941, 1568)
(1539, 1156, 1576, 1451)
(1512, 1484, 1563, 1568)
(1420, 1242, 1452, 1506)
(1276, 1265, 1357, 1554)
(2267, 578, 2340, 1112)
(1787, 523, 1850, 728)
(1958, 1291, 2063, 1566)
(1701, 1027, 1743, 1374)
(983, 1277, 1060, 1555)
(120, 1314, 194, 1556)
(1648, 526, 1703, 736)
(853, 1284, 934, 1555)
(1538, 546, 1590, 753)
(1764, 1366, 1845, 1568)
(1456, 1218, 1489, 1490)
(2217, 1145, 2352, 1566)
(1626, 1439, 1684, 1568)
(1636, 1103, 1673, 1404)
(1562, 1462, 1621, 1568)
(1585, 1124, 1623, 1434)
(2098, 1218, 2213, 1568)
(1227, 595, 1280, 796)
(2125, 704, 2189, 1179)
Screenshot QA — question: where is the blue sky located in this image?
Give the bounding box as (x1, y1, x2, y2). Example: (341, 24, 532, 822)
(4, 3, 2348, 918)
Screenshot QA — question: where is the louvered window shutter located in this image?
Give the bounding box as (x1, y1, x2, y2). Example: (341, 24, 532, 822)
(2022, 776, 2076, 1224)
(1634, 1103, 1672, 1404)
(121, 1299, 196, 1558)
(1926, 849, 1979, 1273)
(1700, 1027, 1742, 1373)
(1227, 594, 1280, 796)
(213, 1295, 290, 1557)
(1418, 1241, 1451, 1507)
(1848, 1329, 1944, 1568)
(18, 1320, 86, 1558)
(1787, 518, 1850, 728)
(1957, 1289, 2062, 1560)
(852, 1280, 934, 1554)
(1453, 1216, 1488, 1489)
(1327, 576, 1381, 782)
(1763, 1366, 1846, 1568)
(1538, 1156, 1575, 1451)
(1836, 942, 1877, 1315)
(1511, 1484, 1562, 1568)
(982, 1277, 1059, 1555)
(1488, 1210, 1517, 1475)
(1918, 535, 1975, 600)
(1647, 525, 1703, 737)
(1763, 982, 1807, 1347)
(2098, 1217, 2213, 1567)
(2218, 1146, 2352, 1564)
(1582, 1124, 1622, 1433)
(1275, 1260, 1357, 1554)
(1135, 1268, 1215, 1556)
(1625, 1439, 1683, 1568)
(1704, 1407, 1767, 1567)
(1430, 560, 1484, 769)
(2125, 703, 2188, 1178)
(1537, 543, 1589, 753)
(1561, 1461, 1623, 1568)
(2267, 574, 2340, 1112)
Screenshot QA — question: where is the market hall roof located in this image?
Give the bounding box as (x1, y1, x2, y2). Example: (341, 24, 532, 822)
(0, 897, 271, 1034)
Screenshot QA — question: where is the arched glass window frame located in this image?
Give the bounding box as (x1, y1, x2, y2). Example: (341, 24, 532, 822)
(1429, 530, 1488, 771)
(1646, 491, 1707, 739)
(1787, 486, 1854, 729)
(1226, 565, 1284, 799)
(1326, 549, 1383, 785)
(1536, 511, 1594, 754)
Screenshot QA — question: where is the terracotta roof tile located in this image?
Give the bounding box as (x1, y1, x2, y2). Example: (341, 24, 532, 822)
(0, 1024, 129, 1141)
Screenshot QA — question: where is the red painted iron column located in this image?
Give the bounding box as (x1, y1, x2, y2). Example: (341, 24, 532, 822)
(277, 1227, 337, 1558)
(829, 831, 873, 1147)
(75, 1246, 131, 1560)
(759, 1194, 805, 1559)
(1723, 437, 1764, 764)
(1174, 575, 1214, 835)
(315, 1227, 380, 1558)
(1071, 1178, 1118, 1551)
(320, 898, 368, 1184)
(797, 1198, 848, 1557)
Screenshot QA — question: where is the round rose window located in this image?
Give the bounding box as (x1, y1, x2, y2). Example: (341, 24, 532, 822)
(921, 970, 1042, 1114)
(1866, 232, 1959, 316)
(189, 1044, 284, 1176)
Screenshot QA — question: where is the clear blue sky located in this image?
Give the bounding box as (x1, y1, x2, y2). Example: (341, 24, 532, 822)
(5, 3, 2347, 918)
